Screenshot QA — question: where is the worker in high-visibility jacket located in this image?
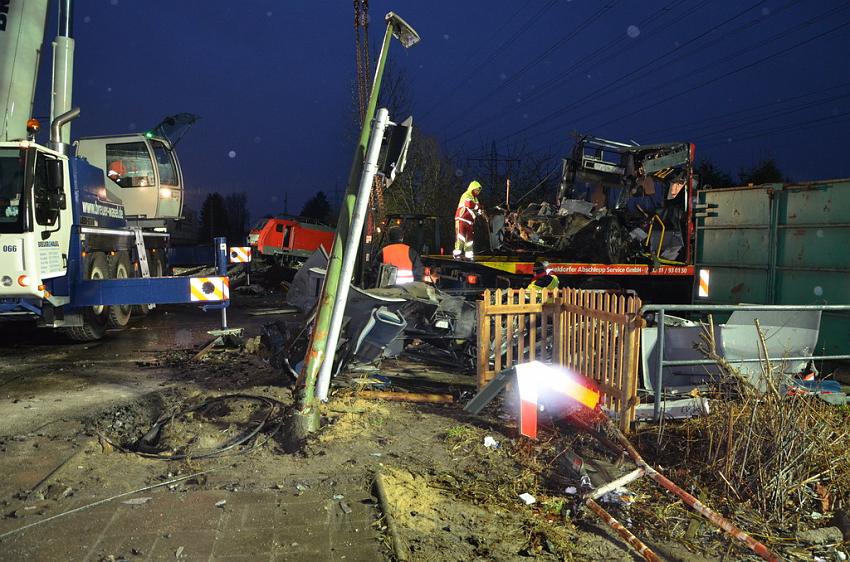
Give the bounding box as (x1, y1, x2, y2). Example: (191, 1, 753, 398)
(527, 259, 560, 292)
(371, 227, 424, 286)
(454, 180, 484, 260)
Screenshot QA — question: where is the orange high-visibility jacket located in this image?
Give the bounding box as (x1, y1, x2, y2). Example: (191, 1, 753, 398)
(378, 243, 424, 285)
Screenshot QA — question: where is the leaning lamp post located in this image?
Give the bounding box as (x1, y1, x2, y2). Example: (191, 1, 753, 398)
(292, 13, 420, 439)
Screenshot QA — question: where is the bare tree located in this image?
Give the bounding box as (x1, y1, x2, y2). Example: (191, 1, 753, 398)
(383, 132, 457, 250)
(225, 192, 250, 244)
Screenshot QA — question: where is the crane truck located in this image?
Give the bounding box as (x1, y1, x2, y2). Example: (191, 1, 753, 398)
(0, 0, 227, 341)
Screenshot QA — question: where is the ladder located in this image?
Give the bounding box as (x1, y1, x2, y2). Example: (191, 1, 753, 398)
(131, 227, 150, 277)
(131, 227, 154, 312)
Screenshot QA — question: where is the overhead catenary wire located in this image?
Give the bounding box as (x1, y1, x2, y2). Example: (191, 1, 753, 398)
(521, 8, 850, 154)
(478, 0, 776, 146)
(697, 110, 850, 149)
(585, 18, 850, 133)
(637, 91, 850, 146)
(444, 0, 700, 142)
(418, 0, 554, 121)
(564, 3, 848, 138)
(433, 1, 620, 132)
(521, 0, 700, 107)
(634, 80, 850, 140)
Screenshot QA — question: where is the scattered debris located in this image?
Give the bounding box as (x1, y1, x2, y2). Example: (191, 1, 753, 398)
(121, 497, 152, 506)
(99, 394, 285, 461)
(357, 390, 454, 404)
(0, 471, 213, 541)
(482, 436, 499, 449)
(518, 493, 536, 505)
(796, 527, 843, 546)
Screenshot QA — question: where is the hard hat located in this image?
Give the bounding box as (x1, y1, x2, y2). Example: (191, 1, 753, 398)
(534, 259, 550, 274)
(468, 180, 482, 192)
(388, 226, 404, 243)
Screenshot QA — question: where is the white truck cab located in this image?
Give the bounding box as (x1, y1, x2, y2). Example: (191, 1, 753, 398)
(75, 133, 183, 221)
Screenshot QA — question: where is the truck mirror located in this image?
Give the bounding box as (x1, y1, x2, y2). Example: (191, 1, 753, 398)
(381, 116, 413, 187)
(47, 159, 67, 210)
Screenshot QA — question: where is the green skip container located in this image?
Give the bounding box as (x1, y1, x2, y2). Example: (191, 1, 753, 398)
(694, 179, 850, 356)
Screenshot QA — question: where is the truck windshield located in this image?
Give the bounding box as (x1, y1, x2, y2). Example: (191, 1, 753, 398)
(0, 148, 26, 233)
(106, 141, 156, 187)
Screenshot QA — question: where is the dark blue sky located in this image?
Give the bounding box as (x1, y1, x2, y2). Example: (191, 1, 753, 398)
(36, 0, 850, 221)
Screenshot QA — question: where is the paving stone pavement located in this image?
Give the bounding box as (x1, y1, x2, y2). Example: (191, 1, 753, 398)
(0, 489, 385, 561)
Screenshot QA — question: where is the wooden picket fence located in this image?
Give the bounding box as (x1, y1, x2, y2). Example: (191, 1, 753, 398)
(477, 288, 644, 432)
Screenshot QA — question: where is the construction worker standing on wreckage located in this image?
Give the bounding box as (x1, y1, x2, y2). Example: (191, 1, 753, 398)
(454, 180, 485, 260)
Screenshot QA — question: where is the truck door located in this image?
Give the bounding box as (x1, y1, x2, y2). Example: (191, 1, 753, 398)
(150, 140, 183, 219)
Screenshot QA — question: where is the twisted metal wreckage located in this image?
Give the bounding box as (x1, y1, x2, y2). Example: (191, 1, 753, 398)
(490, 135, 692, 266)
(263, 247, 478, 382)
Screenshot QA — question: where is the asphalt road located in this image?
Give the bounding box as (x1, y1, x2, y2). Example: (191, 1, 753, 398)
(0, 294, 290, 435)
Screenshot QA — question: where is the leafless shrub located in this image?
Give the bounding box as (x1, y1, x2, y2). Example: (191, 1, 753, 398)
(660, 320, 850, 527)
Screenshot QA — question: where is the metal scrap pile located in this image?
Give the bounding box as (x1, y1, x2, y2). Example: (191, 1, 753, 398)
(263, 248, 477, 384)
(495, 197, 625, 263)
(490, 135, 693, 265)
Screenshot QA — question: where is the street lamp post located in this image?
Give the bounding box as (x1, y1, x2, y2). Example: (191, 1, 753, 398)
(291, 13, 420, 439)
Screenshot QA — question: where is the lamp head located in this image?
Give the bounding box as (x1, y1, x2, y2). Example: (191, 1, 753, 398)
(385, 12, 420, 48)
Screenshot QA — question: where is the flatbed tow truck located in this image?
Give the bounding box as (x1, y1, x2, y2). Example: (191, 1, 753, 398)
(421, 135, 697, 302)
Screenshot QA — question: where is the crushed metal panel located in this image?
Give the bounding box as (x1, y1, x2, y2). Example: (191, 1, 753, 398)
(641, 310, 821, 393)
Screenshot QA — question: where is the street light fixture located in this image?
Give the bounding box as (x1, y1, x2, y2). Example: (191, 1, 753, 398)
(386, 12, 420, 48)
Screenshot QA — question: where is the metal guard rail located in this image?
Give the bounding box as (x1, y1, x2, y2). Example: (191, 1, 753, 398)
(640, 303, 850, 421)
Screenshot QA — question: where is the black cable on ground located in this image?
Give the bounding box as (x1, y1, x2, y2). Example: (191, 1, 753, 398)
(100, 394, 287, 461)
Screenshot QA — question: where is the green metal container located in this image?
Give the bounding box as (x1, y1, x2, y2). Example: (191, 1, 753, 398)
(695, 179, 850, 355)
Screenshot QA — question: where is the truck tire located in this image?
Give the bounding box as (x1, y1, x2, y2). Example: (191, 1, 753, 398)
(132, 250, 165, 317)
(107, 252, 132, 328)
(599, 216, 625, 264)
(64, 253, 109, 341)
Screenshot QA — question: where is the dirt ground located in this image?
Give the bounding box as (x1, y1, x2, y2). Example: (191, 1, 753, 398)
(0, 290, 841, 561)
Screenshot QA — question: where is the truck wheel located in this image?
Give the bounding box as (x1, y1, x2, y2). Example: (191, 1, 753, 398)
(599, 216, 625, 264)
(64, 253, 109, 341)
(107, 252, 132, 328)
(132, 250, 165, 316)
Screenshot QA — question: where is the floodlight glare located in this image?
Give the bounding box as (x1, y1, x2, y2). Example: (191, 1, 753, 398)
(385, 12, 420, 48)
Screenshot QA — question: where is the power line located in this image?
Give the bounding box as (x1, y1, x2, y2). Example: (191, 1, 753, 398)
(635, 80, 850, 139)
(521, 5, 849, 152)
(442, 0, 697, 144)
(698, 110, 850, 149)
(476, 0, 773, 146)
(586, 18, 850, 132)
(434, 1, 619, 132)
(418, 0, 555, 120)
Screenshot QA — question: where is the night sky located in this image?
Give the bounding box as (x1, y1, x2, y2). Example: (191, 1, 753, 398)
(33, 0, 850, 222)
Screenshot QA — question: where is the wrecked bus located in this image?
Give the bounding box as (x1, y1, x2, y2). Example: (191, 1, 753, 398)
(425, 135, 697, 302)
